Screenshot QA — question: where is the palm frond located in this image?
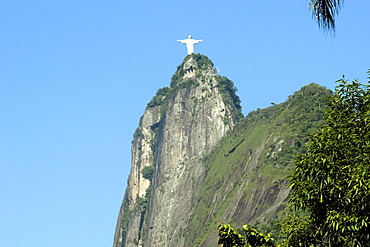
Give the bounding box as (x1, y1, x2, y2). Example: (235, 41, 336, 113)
(309, 0, 344, 32)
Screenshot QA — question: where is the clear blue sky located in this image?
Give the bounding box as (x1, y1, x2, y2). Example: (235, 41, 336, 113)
(1, 1, 369, 246)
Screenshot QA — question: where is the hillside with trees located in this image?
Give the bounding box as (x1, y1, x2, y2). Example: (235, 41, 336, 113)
(215, 74, 370, 247)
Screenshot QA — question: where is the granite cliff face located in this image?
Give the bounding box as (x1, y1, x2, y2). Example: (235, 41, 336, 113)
(113, 54, 243, 247)
(113, 54, 332, 247)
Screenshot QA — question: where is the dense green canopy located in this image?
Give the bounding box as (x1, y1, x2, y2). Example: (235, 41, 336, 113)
(288, 74, 370, 246)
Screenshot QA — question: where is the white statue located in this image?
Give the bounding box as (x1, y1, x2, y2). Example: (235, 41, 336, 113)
(177, 35, 202, 55)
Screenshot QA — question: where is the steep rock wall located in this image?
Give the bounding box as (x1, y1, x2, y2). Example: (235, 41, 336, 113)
(113, 104, 162, 246)
(113, 54, 242, 247)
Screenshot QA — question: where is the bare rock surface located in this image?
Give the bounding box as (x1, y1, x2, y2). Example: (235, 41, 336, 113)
(113, 54, 241, 247)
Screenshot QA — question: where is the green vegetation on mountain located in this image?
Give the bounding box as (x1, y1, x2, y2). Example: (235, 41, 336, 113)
(170, 53, 214, 87)
(146, 53, 243, 122)
(146, 53, 212, 110)
(213, 73, 370, 247)
(215, 75, 244, 121)
(182, 83, 332, 246)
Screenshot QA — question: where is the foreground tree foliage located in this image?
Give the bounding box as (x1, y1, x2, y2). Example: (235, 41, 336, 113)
(287, 74, 370, 246)
(218, 224, 275, 247)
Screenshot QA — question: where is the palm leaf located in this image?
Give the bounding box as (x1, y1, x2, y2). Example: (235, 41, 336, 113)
(309, 0, 344, 32)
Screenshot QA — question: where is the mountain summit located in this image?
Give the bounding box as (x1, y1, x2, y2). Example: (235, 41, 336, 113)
(113, 54, 332, 247)
(113, 54, 243, 247)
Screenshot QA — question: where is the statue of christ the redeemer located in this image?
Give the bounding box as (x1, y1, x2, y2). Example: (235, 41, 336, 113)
(177, 35, 202, 55)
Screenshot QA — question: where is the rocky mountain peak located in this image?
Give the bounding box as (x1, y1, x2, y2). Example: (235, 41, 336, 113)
(112, 51, 333, 246)
(182, 54, 214, 76)
(112, 53, 333, 247)
(170, 54, 216, 87)
(183, 55, 198, 73)
(113, 54, 242, 247)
